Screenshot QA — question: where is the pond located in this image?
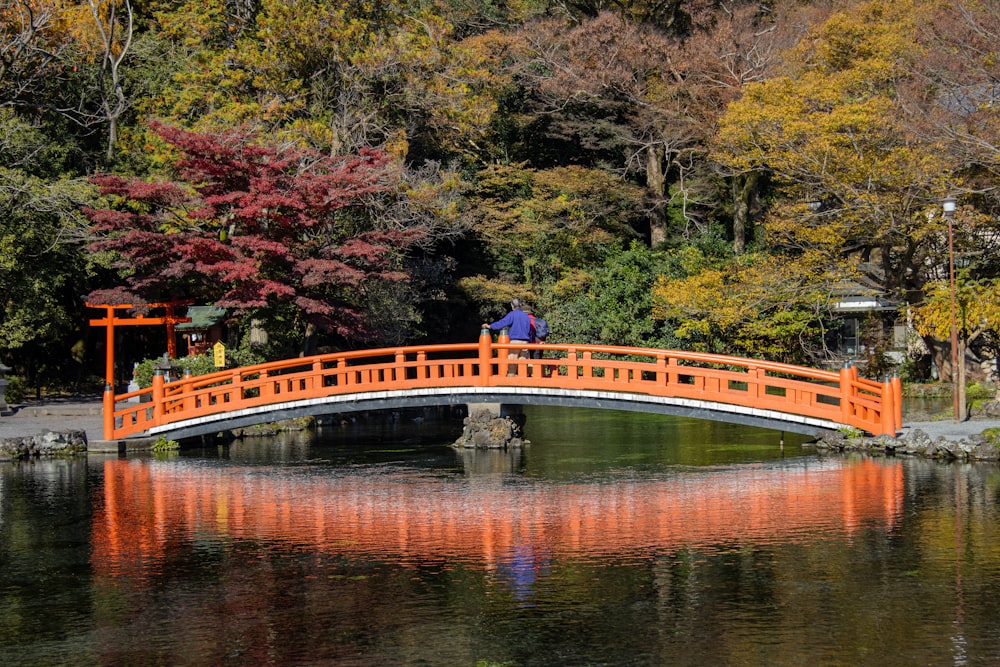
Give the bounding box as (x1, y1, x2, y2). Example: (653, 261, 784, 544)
(2, 406, 1000, 666)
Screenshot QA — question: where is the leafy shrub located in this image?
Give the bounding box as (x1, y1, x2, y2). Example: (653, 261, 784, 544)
(967, 382, 995, 400)
(837, 425, 866, 439)
(131, 345, 269, 389)
(2, 375, 26, 403)
(151, 437, 180, 451)
(981, 428, 1000, 449)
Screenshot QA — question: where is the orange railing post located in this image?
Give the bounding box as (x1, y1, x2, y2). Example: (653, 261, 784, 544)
(880, 375, 897, 436)
(498, 327, 510, 377)
(417, 350, 428, 380)
(151, 370, 165, 426)
(394, 351, 405, 384)
(261, 369, 274, 400)
(313, 358, 324, 390)
(478, 326, 493, 385)
(839, 363, 855, 426)
(337, 358, 348, 387)
(103, 383, 115, 440)
(892, 373, 903, 434)
(182, 369, 195, 414)
(751, 366, 765, 403)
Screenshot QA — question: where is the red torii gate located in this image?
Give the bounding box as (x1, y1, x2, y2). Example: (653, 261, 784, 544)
(87, 301, 193, 388)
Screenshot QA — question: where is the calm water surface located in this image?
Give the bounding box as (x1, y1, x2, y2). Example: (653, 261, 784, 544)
(3, 406, 1000, 666)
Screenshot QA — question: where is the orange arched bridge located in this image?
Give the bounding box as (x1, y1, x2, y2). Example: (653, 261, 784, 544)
(102, 329, 903, 442)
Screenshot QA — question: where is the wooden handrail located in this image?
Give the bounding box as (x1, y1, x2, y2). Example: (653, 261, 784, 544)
(102, 331, 900, 440)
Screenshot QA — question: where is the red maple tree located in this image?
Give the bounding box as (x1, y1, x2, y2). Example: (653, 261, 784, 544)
(84, 122, 422, 341)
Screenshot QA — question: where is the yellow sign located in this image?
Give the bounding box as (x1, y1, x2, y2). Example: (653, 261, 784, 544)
(213, 341, 226, 367)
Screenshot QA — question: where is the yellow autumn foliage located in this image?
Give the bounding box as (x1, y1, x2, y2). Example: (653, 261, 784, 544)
(708, 0, 971, 365)
(713, 0, 951, 260)
(912, 276, 1000, 342)
(652, 252, 835, 360)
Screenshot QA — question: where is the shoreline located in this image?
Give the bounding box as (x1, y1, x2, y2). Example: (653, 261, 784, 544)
(815, 417, 1000, 461)
(4, 396, 1000, 462)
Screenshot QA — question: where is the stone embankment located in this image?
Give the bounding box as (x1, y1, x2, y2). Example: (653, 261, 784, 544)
(815, 401, 1000, 462)
(815, 427, 1000, 461)
(0, 430, 89, 461)
(0, 398, 104, 461)
(453, 408, 527, 449)
(228, 416, 317, 438)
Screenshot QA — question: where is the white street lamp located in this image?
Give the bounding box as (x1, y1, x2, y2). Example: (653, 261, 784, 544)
(943, 197, 962, 422)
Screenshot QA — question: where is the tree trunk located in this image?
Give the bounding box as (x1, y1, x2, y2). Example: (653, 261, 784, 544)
(106, 114, 118, 164)
(923, 337, 948, 382)
(91, 0, 133, 166)
(646, 144, 667, 247)
(732, 172, 758, 256)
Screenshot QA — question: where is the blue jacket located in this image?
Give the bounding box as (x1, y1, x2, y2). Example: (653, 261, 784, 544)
(489, 309, 533, 341)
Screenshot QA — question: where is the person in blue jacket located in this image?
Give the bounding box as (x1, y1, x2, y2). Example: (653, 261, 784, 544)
(484, 298, 534, 364)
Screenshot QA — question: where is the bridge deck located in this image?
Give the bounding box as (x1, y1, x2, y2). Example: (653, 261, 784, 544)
(103, 331, 902, 441)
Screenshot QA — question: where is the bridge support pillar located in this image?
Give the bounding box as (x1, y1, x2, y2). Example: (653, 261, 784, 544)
(454, 403, 526, 449)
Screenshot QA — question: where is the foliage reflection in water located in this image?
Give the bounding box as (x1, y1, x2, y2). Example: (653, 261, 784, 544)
(2, 406, 1000, 666)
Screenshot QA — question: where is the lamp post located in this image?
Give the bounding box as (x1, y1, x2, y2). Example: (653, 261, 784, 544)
(943, 196, 961, 422)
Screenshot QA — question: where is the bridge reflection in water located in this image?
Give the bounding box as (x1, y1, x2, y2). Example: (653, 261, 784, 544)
(93, 457, 903, 576)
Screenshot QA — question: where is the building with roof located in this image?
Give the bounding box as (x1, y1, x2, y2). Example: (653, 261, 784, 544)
(176, 306, 227, 356)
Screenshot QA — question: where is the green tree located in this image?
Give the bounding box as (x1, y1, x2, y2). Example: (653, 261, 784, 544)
(906, 0, 1000, 222)
(0, 111, 97, 392)
(0, 1, 73, 110)
(652, 250, 826, 362)
(902, 0, 1000, 379)
(705, 0, 998, 365)
(457, 163, 646, 318)
(713, 0, 950, 304)
(556, 241, 681, 348)
(136, 0, 500, 164)
(911, 271, 1000, 388)
(498, 5, 797, 250)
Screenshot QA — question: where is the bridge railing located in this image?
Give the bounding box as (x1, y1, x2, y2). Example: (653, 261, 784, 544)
(103, 329, 902, 440)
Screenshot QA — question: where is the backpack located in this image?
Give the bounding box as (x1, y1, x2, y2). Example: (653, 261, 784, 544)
(533, 318, 549, 339)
